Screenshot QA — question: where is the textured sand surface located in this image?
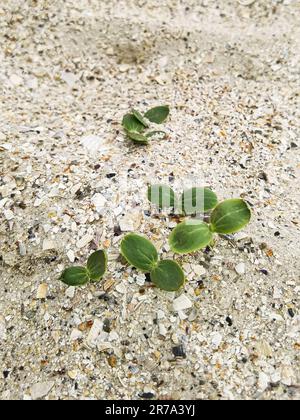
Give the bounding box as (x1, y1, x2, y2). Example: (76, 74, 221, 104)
(0, 0, 299, 400)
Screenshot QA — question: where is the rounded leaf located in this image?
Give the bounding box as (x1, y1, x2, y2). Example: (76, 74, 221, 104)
(144, 106, 170, 124)
(180, 187, 218, 215)
(169, 220, 213, 254)
(210, 199, 251, 234)
(126, 131, 149, 144)
(122, 114, 145, 133)
(150, 260, 185, 292)
(87, 250, 107, 282)
(132, 109, 149, 128)
(121, 234, 159, 272)
(148, 184, 177, 209)
(60, 267, 90, 286)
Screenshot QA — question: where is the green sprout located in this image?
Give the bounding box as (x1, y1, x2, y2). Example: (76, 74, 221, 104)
(121, 234, 185, 292)
(60, 250, 107, 286)
(147, 185, 218, 215)
(169, 199, 251, 254)
(122, 105, 170, 145)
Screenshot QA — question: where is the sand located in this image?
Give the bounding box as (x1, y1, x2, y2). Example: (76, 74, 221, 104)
(0, 0, 299, 400)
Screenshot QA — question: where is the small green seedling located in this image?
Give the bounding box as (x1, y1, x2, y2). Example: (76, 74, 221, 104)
(169, 199, 251, 254)
(121, 233, 185, 291)
(60, 250, 107, 286)
(148, 185, 218, 215)
(122, 105, 170, 145)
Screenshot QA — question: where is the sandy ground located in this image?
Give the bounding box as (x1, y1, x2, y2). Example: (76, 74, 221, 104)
(0, 0, 299, 400)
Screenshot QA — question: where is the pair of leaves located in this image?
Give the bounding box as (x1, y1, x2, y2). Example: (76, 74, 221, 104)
(122, 106, 169, 145)
(169, 199, 251, 254)
(60, 250, 107, 286)
(148, 185, 218, 215)
(121, 234, 184, 291)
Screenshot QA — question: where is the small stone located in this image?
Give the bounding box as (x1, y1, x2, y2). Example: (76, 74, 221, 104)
(67, 370, 78, 380)
(86, 319, 103, 347)
(258, 372, 270, 392)
(42, 239, 56, 251)
(211, 332, 223, 348)
(65, 287, 75, 299)
(172, 345, 186, 358)
(10, 74, 23, 86)
(18, 242, 27, 256)
(116, 282, 127, 294)
(173, 294, 193, 311)
(91, 193, 107, 212)
(76, 234, 93, 249)
(3, 209, 14, 221)
(36, 283, 48, 299)
(255, 340, 273, 357)
(158, 324, 167, 336)
(0, 316, 6, 341)
(119, 211, 142, 232)
(61, 71, 77, 88)
(70, 329, 83, 341)
(192, 265, 206, 276)
(67, 250, 75, 263)
(235, 262, 246, 275)
(107, 355, 117, 368)
(273, 287, 282, 299)
(30, 382, 55, 400)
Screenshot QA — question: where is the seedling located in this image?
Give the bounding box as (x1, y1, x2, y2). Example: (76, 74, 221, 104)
(121, 233, 185, 291)
(169, 199, 251, 254)
(60, 250, 107, 286)
(122, 105, 170, 145)
(148, 185, 218, 215)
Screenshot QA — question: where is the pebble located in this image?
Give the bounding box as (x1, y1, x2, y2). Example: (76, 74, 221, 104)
(173, 294, 193, 312)
(211, 332, 223, 349)
(235, 263, 246, 275)
(42, 239, 56, 251)
(70, 329, 83, 342)
(258, 372, 270, 392)
(61, 71, 78, 88)
(119, 211, 142, 232)
(91, 193, 107, 212)
(36, 283, 48, 299)
(76, 234, 93, 249)
(67, 250, 75, 263)
(86, 319, 103, 347)
(3, 209, 14, 221)
(30, 382, 55, 400)
(0, 316, 6, 341)
(115, 283, 127, 294)
(172, 345, 187, 358)
(65, 287, 75, 299)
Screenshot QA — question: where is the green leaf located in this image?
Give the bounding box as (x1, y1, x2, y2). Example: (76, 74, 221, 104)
(169, 220, 213, 254)
(150, 260, 185, 291)
(122, 114, 145, 133)
(210, 199, 251, 234)
(60, 267, 90, 286)
(87, 250, 107, 282)
(144, 105, 170, 124)
(180, 187, 218, 215)
(145, 131, 167, 139)
(126, 131, 149, 145)
(132, 109, 149, 128)
(121, 234, 159, 272)
(148, 184, 177, 209)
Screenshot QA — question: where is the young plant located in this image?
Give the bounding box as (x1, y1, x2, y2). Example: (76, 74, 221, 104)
(148, 184, 218, 215)
(120, 233, 185, 291)
(60, 250, 107, 286)
(169, 199, 251, 254)
(122, 105, 170, 145)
